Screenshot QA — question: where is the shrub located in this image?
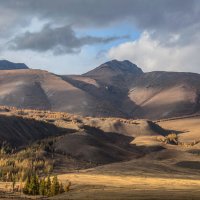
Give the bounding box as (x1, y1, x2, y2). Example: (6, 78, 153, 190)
(165, 133, 178, 144)
(0, 141, 12, 154)
(157, 133, 178, 145)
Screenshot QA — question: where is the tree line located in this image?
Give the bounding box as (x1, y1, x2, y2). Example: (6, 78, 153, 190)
(23, 173, 71, 196)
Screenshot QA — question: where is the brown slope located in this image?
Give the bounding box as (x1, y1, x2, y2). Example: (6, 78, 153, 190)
(157, 115, 200, 143)
(61, 75, 135, 117)
(0, 106, 168, 164)
(0, 115, 67, 147)
(0, 107, 144, 165)
(54, 127, 140, 164)
(71, 60, 200, 119)
(1, 60, 200, 120)
(83, 59, 143, 88)
(0, 69, 124, 117)
(84, 117, 167, 138)
(0, 69, 51, 110)
(62, 60, 144, 117)
(129, 71, 200, 119)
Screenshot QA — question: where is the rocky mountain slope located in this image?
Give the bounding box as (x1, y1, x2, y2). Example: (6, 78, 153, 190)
(0, 59, 200, 119)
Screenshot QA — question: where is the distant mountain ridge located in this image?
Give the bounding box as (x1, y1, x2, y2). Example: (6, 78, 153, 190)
(83, 60, 143, 87)
(84, 60, 143, 77)
(0, 60, 29, 70)
(0, 59, 199, 119)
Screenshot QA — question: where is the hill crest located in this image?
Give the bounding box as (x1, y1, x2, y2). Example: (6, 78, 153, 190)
(83, 59, 143, 77)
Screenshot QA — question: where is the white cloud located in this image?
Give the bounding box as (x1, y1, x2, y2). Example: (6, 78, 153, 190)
(108, 31, 200, 73)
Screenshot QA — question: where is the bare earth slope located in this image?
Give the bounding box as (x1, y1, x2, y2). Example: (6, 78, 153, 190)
(0, 69, 124, 117)
(0, 106, 166, 164)
(63, 62, 200, 119)
(129, 72, 200, 119)
(0, 115, 66, 147)
(1, 60, 200, 119)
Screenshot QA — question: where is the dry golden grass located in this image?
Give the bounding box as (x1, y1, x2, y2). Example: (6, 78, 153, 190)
(48, 172, 200, 200)
(1, 172, 200, 200)
(58, 173, 200, 190)
(158, 116, 200, 145)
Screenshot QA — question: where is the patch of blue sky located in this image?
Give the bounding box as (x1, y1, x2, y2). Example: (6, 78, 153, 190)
(75, 22, 141, 49)
(74, 23, 141, 63)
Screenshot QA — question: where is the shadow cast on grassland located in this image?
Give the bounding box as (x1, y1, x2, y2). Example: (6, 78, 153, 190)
(54, 125, 166, 174)
(175, 161, 200, 170)
(0, 115, 75, 147)
(165, 129, 189, 135)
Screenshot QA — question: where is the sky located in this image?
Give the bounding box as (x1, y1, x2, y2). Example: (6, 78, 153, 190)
(0, 0, 200, 74)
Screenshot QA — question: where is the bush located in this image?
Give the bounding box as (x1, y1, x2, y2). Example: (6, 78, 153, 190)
(165, 133, 178, 144)
(0, 141, 12, 154)
(157, 133, 178, 145)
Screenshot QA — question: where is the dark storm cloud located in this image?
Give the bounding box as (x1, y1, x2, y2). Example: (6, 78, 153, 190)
(1, 0, 198, 30)
(8, 24, 126, 54)
(0, 0, 200, 51)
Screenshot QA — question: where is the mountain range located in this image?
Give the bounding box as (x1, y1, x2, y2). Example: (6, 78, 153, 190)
(0, 59, 200, 119)
(0, 60, 200, 200)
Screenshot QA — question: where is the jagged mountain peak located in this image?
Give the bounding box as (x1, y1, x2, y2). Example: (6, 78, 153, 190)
(104, 59, 142, 71)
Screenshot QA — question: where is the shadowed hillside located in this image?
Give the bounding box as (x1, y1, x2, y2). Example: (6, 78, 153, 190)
(129, 71, 200, 119)
(0, 60, 200, 119)
(0, 106, 168, 164)
(0, 106, 199, 200)
(0, 115, 69, 147)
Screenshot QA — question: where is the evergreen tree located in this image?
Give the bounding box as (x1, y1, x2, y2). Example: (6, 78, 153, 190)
(23, 173, 39, 195)
(23, 175, 31, 194)
(11, 174, 16, 192)
(39, 178, 46, 196)
(23, 174, 66, 196)
(29, 173, 39, 195)
(51, 175, 60, 196)
(45, 175, 51, 196)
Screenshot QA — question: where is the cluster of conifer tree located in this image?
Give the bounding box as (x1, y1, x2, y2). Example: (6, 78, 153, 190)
(23, 173, 68, 196)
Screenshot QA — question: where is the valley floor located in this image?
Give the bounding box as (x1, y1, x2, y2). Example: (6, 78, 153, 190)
(0, 110, 200, 199)
(1, 172, 200, 200)
(1, 155, 200, 200)
(56, 173, 200, 200)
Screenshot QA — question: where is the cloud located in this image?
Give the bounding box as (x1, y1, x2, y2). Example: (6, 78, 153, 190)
(8, 24, 126, 55)
(1, 1, 199, 40)
(108, 31, 200, 73)
(0, 0, 199, 49)
(0, 0, 200, 72)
